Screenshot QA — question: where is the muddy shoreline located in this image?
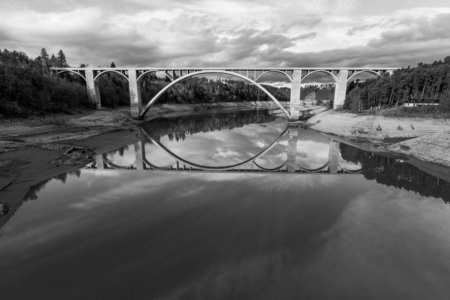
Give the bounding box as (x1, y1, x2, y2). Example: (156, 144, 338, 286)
(306, 110, 450, 168)
(0, 102, 290, 196)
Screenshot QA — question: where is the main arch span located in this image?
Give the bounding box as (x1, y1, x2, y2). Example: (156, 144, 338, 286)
(52, 67, 397, 120)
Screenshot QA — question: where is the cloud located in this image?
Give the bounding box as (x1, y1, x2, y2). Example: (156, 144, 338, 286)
(1, 1, 450, 68)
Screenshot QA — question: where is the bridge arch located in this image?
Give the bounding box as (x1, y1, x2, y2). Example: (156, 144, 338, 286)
(56, 70, 86, 81)
(139, 70, 290, 119)
(347, 70, 381, 82)
(94, 70, 129, 82)
(137, 70, 174, 83)
(302, 70, 338, 83)
(255, 70, 293, 82)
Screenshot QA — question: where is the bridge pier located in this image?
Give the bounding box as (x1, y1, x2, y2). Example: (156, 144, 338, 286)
(134, 142, 144, 170)
(328, 140, 340, 173)
(290, 70, 303, 109)
(333, 70, 349, 110)
(128, 70, 142, 119)
(287, 125, 299, 173)
(86, 70, 101, 109)
(95, 154, 105, 170)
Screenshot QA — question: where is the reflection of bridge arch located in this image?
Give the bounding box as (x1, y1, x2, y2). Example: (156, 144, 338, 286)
(296, 162, 331, 173)
(140, 70, 290, 119)
(92, 125, 363, 174)
(255, 70, 293, 82)
(140, 126, 290, 171)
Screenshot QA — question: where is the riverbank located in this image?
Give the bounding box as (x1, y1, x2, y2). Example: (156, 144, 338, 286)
(2, 103, 450, 212)
(307, 110, 450, 167)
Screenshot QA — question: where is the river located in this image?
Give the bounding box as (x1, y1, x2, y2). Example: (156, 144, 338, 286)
(1, 109, 450, 299)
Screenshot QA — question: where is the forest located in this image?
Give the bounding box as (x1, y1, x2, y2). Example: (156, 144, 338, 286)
(139, 74, 290, 105)
(0, 48, 89, 117)
(344, 56, 450, 112)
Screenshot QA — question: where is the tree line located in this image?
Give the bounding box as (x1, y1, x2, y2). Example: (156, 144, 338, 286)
(344, 56, 450, 112)
(139, 75, 290, 105)
(0, 48, 90, 117)
(142, 110, 276, 142)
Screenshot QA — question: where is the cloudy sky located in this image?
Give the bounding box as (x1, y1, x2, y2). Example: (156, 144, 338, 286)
(1, 0, 450, 68)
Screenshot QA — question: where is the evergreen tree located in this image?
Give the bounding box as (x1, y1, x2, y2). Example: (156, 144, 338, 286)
(57, 49, 68, 67)
(50, 54, 58, 67)
(40, 48, 50, 68)
(110, 62, 116, 68)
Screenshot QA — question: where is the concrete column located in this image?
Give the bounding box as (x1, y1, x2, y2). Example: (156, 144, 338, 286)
(328, 140, 340, 174)
(128, 69, 142, 119)
(94, 81, 102, 109)
(134, 142, 144, 170)
(287, 125, 299, 173)
(333, 69, 349, 109)
(290, 70, 302, 109)
(85, 69, 100, 108)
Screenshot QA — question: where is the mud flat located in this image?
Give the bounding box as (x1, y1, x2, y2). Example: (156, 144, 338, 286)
(307, 110, 450, 167)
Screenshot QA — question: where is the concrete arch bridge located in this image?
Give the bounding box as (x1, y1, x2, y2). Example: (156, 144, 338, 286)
(52, 67, 397, 120)
(91, 126, 362, 174)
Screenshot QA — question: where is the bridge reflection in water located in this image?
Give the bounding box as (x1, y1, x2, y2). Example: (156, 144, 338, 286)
(90, 125, 362, 174)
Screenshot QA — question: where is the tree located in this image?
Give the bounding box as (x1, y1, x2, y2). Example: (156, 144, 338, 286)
(110, 62, 116, 68)
(57, 49, 68, 67)
(40, 48, 50, 72)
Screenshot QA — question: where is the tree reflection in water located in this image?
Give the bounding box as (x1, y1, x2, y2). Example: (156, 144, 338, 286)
(142, 109, 277, 142)
(340, 143, 450, 203)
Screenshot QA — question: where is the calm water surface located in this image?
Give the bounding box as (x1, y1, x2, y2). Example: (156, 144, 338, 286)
(1, 110, 450, 300)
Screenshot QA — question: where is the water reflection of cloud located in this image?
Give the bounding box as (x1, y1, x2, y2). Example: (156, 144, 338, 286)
(71, 173, 172, 210)
(105, 145, 136, 167)
(285, 128, 331, 169)
(275, 189, 450, 299)
(153, 119, 288, 168)
(213, 148, 240, 159)
(155, 181, 450, 299)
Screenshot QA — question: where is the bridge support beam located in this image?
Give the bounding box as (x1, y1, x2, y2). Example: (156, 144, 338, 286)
(128, 70, 142, 119)
(86, 69, 101, 109)
(328, 140, 340, 173)
(333, 69, 349, 110)
(287, 125, 299, 173)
